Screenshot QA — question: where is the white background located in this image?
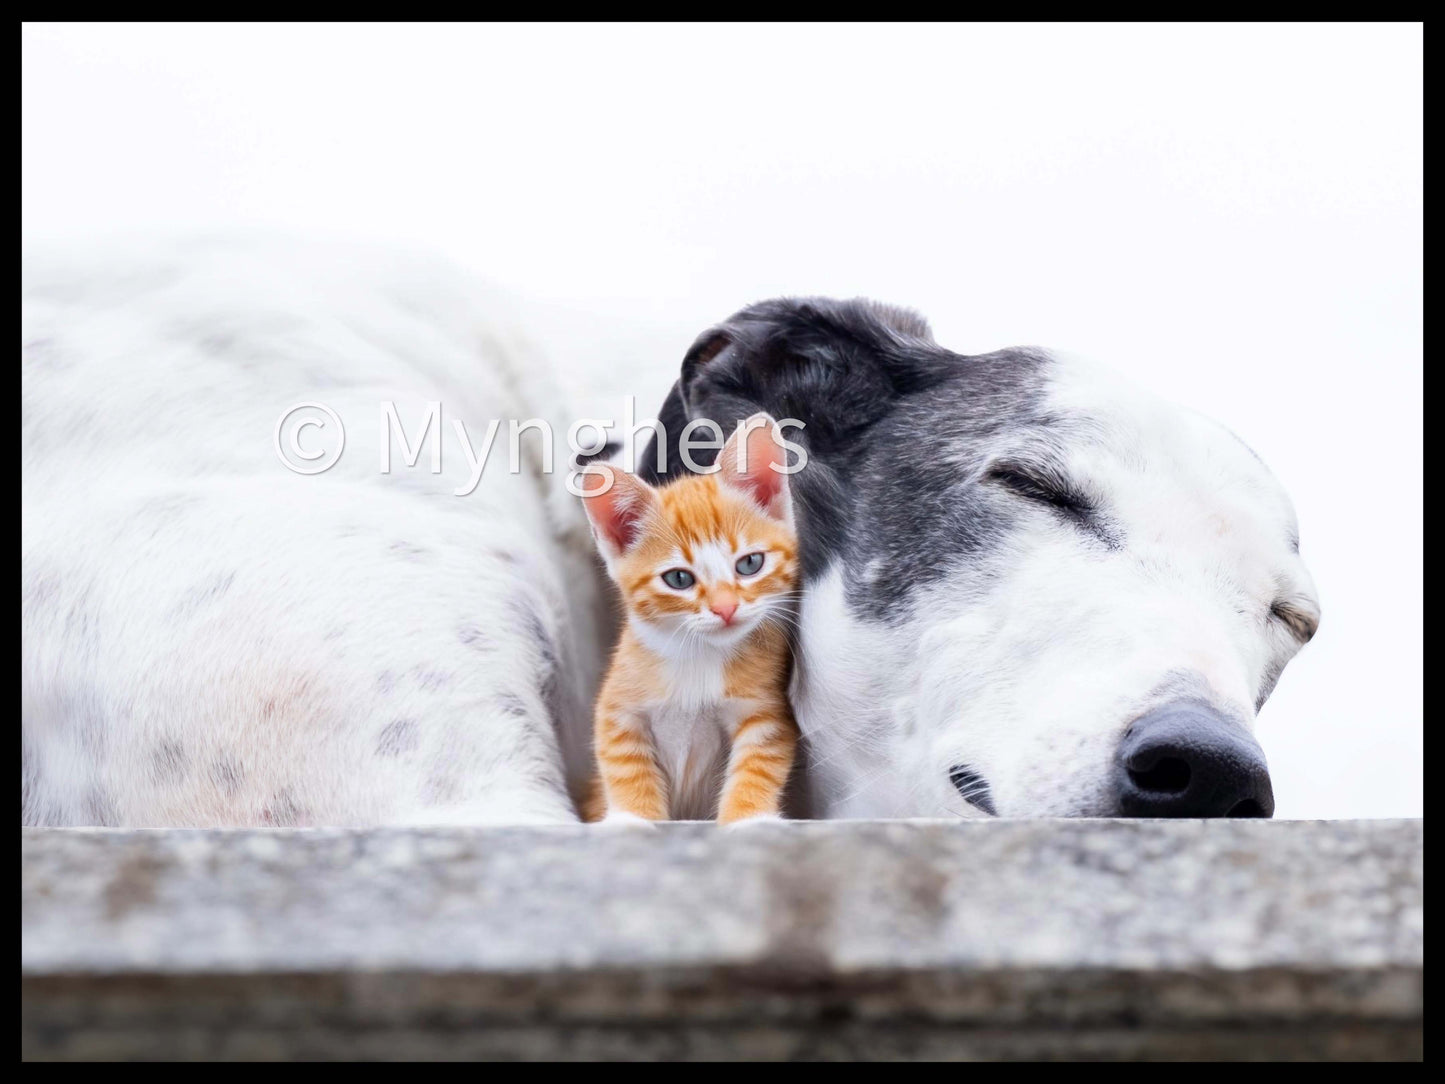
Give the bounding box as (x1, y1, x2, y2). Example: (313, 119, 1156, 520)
(21, 23, 1422, 819)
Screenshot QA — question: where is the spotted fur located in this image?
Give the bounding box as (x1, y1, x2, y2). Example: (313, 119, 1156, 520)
(21, 239, 607, 827)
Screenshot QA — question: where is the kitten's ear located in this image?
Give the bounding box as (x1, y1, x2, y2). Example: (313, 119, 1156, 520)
(579, 465, 658, 557)
(718, 412, 792, 524)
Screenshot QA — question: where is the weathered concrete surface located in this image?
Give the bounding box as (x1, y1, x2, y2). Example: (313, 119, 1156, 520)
(21, 819, 1423, 1060)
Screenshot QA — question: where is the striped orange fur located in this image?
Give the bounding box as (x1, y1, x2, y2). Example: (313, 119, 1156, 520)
(580, 415, 800, 824)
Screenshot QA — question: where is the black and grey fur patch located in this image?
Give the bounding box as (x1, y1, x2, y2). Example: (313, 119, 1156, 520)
(640, 297, 1069, 620)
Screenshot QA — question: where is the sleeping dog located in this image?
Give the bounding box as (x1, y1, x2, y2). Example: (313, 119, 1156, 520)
(642, 299, 1319, 818)
(21, 244, 1316, 825)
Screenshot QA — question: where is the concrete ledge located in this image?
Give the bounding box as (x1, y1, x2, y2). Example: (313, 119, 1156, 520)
(21, 819, 1423, 1060)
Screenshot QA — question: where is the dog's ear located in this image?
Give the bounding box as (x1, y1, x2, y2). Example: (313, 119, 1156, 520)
(678, 299, 940, 455)
(641, 297, 943, 492)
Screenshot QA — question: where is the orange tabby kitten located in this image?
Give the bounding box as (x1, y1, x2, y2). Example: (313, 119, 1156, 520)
(579, 413, 800, 825)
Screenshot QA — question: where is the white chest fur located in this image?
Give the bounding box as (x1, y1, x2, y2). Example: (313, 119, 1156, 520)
(642, 654, 753, 820)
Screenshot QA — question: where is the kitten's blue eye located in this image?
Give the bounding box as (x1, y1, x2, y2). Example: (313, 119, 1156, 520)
(735, 552, 765, 576)
(661, 569, 695, 590)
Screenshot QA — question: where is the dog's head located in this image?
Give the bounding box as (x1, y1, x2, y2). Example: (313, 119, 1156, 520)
(643, 298, 1319, 818)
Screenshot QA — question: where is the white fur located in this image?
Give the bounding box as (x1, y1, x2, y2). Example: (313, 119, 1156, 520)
(21, 238, 608, 826)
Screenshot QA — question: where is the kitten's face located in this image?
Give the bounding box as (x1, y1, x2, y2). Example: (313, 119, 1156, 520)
(614, 475, 797, 652)
(581, 414, 798, 656)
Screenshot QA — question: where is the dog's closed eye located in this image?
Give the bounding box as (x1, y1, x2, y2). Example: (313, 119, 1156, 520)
(1270, 602, 1319, 644)
(985, 463, 1091, 514)
(984, 460, 1117, 549)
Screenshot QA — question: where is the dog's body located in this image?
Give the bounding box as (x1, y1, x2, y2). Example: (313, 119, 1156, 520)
(22, 241, 607, 826)
(21, 244, 1317, 825)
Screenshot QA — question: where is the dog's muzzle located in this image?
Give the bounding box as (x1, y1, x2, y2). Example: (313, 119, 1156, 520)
(1116, 701, 1274, 818)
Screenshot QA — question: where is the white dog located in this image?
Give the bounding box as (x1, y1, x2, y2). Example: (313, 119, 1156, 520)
(21, 242, 1318, 825)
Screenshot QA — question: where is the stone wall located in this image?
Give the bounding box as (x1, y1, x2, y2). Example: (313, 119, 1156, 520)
(21, 819, 1423, 1060)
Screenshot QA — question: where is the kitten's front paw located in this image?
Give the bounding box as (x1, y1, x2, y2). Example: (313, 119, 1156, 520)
(596, 810, 659, 830)
(721, 812, 786, 830)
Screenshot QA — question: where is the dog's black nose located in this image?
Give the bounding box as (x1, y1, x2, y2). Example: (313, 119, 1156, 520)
(1116, 701, 1274, 818)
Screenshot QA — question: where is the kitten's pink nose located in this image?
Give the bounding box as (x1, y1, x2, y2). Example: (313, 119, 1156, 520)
(710, 596, 738, 625)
